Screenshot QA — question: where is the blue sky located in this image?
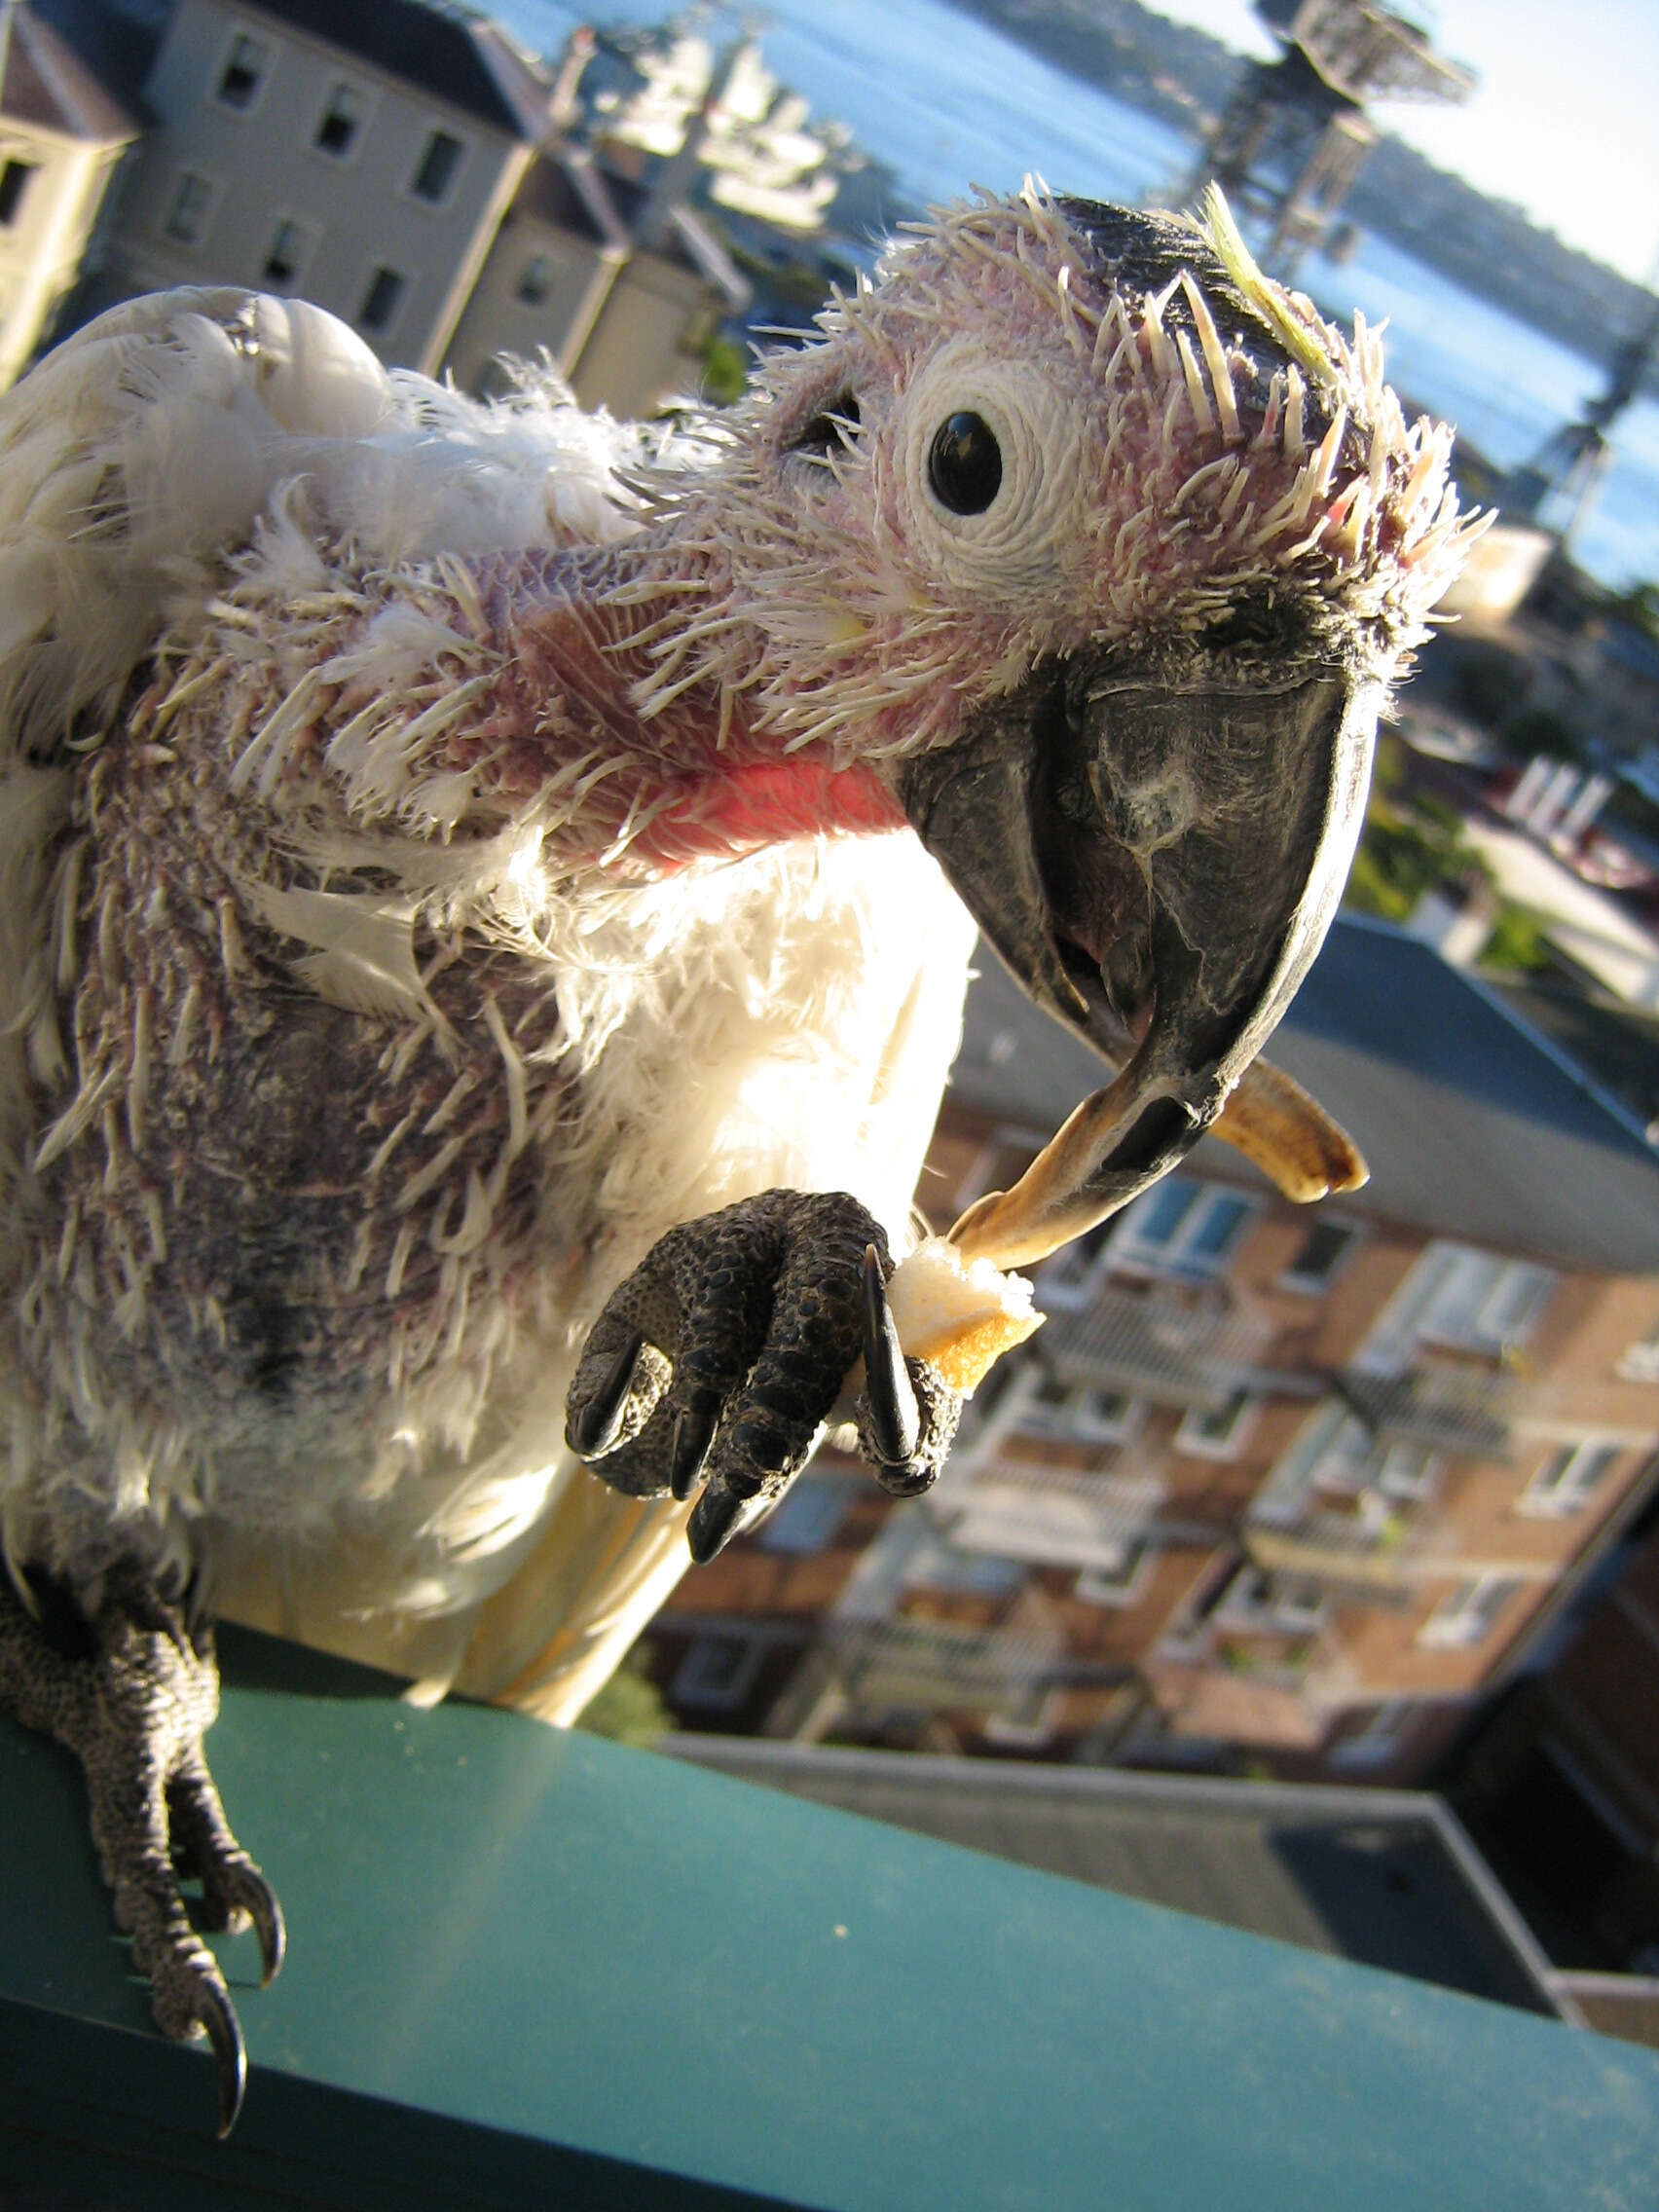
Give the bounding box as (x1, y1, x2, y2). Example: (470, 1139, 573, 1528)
(1155, 0, 1659, 286)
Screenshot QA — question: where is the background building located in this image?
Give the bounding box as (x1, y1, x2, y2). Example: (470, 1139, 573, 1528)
(443, 146, 749, 416)
(7, 0, 751, 405)
(87, 0, 546, 374)
(645, 917, 1659, 1809)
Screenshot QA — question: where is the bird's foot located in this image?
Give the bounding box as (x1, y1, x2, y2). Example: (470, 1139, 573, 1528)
(0, 1565, 282, 2135)
(566, 1191, 962, 1560)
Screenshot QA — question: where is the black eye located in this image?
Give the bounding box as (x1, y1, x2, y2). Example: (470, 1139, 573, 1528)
(928, 412, 1002, 514)
(790, 389, 860, 461)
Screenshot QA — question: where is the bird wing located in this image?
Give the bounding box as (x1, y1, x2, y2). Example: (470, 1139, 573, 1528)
(0, 291, 670, 1660)
(0, 289, 640, 1195)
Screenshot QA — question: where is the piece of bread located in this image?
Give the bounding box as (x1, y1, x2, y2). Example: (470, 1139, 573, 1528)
(885, 1235, 1043, 1394)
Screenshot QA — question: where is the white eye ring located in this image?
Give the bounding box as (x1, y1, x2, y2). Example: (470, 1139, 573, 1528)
(900, 338, 1084, 595)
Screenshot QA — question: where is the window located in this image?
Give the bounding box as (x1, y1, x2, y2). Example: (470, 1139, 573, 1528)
(0, 159, 36, 227)
(1297, 1409, 1439, 1503)
(1521, 1440, 1620, 1518)
(1419, 1572, 1522, 1649)
(515, 253, 555, 307)
(1109, 1177, 1256, 1281)
(671, 1632, 768, 1713)
(261, 218, 310, 287)
(1175, 1389, 1257, 1460)
(1075, 1538, 1154, 1607)
(1330, 1698, 1417, 1769)
(1303, 1408, 1371, 1495)
(164, 171, 214, 245)
(1005, 1372, 1141, 1447)
(411, 129, 463, 203)
(357, 266, 405, 334)
(1419, 1253, 1555, 1354)
(1279, 1217, 1359, 1293)
(1357, 1241, 1556, 1373)
(1218, 1566, 1326, 1635)
(1035, 1222, 1111, 1309)
(1375, 1442, 1440, 1502)
(1618, 1318, 1659, 1383)
(314, 82, 367, 158)
(216, 33, 268, 110)
(1018, 1373, 1074, 1432)
(1074, 1388, 1142, 1445)
(756, 1472, 852, 1555)
(902, 1536, 1023, 1597)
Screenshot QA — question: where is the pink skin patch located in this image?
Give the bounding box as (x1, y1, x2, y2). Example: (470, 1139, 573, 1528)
(637, 757, 907, 869)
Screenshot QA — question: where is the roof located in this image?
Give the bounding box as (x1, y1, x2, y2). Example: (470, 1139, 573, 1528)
(669, 1739, 1567, 2019)
(2, 0, 142, 137)
(663, 202, 749, 311)
(511, 146, 630, 251)
(948, 914, 1659, 1275)
(25, 0, 161, 115)
(242, 0, 553, 139)
(1491, 976, 1659, 1138)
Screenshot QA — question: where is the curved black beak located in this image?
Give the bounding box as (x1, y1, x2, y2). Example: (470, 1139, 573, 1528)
(897, 654, 1378, 1268)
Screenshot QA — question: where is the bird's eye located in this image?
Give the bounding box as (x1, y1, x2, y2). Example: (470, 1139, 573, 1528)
(927, 412, 1002, 514)
(789, 389, 861, 461)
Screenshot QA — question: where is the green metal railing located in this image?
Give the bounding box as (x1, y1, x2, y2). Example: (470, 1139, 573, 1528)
(3, 1627, 1657, 2209)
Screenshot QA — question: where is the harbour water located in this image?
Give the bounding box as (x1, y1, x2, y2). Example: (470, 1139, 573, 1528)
(503, 0, 1659, 592)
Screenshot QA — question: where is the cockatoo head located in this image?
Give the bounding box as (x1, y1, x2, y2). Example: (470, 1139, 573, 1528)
(645, 185, 1480, 1260)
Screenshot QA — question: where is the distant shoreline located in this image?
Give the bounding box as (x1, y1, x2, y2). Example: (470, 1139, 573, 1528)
(949, 0, 1659, 396)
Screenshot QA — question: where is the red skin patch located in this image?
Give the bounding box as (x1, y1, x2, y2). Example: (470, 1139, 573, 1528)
(639, 756, 907, 869)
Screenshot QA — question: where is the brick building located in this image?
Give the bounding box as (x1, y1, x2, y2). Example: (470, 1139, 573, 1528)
(645, 917, 1659, 1786)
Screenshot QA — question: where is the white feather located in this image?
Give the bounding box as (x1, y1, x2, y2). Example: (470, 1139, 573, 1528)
(241, 881, 432, 1024)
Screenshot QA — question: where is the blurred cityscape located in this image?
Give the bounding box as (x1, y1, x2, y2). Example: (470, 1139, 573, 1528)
(3, 0, 1657, 2049)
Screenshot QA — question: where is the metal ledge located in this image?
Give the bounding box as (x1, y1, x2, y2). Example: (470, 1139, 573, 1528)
(3, 1628, 1657, 2209)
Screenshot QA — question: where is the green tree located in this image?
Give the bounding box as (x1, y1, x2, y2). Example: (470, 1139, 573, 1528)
(575, 1645, 675, 1748)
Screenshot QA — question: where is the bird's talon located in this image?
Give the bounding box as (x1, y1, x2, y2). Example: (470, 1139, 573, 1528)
(861, 1244, 920, 1465)
(875, 1454, 940, 1499)
(687, 1481, 746, 1564)
(569, 1328, 645, 1456)
(196, 1976, 248, 2139)
(670, 1401, 718, 1501)
(248, 1870, 285, 1987)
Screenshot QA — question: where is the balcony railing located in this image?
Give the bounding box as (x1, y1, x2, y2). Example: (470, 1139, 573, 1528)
(824, 1614, 1062, 1714)
(1042, 1282, 1275, 1410)
(1341, 1363, 1518, 1457)
(1245, 1508, 1439, 1592)
(4, 1628, 1657, 2207)
(942, 1464, 1166, 1575)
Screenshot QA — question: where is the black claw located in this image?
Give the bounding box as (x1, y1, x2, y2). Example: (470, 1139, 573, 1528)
(670, 1403, 718, 1501)
(569, 1330, 645, 1457)
(687, 1482, 746, 1565)
(861, 1245, 919, 1465)
(249, 1871, 285, 1987)
(199, 1978, 247, 2138)
(877, 1459, 940, 1499)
